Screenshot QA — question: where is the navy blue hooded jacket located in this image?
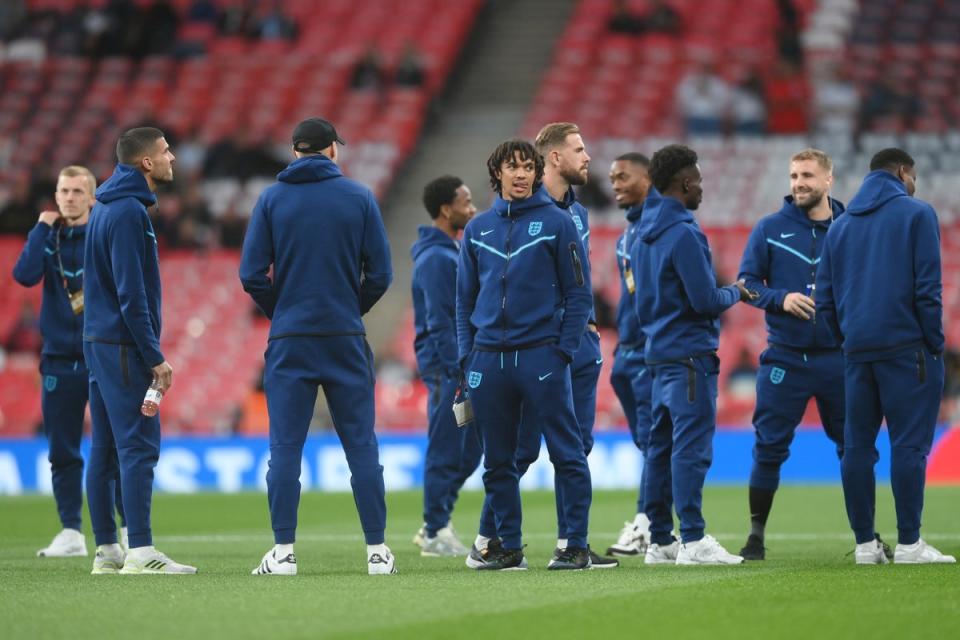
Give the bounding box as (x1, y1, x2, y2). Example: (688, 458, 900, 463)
(456, 185, 592, 362)
(631, 188, 740, 363)
(738, 195, 845, 350)
(411, 225, 459, 377)
(240, 154, 392, 340)
(816, 170, 943, 362)
(83, 164, 164, 367)
(615, 203, 644, 348)
(12, 221, 86, 359)
(555, 187, 596, 326)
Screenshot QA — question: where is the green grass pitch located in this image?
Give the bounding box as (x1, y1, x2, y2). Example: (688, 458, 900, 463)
(2, 486, 959, 639)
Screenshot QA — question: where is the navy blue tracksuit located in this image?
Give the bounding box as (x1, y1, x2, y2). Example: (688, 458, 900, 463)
(817, 171, 944, 546)
(477, 189, 601, 542)
(738, 196, 846, 492)
(610, 203, 652, 515)
(13, 221, 124, 532)
(240, 154, 393, 545)
(83, 165, 163, 549)
(631, 188, 741, 544)
(457, 186, 593, 550)
(411, 225, 482, 537)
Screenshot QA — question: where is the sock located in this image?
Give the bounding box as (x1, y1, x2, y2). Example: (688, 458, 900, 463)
(749, 486, 776, 539)
(556, 538, 568, 550)
(633, 513, 650, 530)
(127, 545, 155, 559)
(275, 543, 294, 557)
(474, 535, 491, 551)
(367, 543, 388, 557)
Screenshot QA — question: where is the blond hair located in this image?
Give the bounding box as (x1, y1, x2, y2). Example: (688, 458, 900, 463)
(790, 148, 833, 174)
(535, 122, 581, 155)
(59, 165, 97, 195)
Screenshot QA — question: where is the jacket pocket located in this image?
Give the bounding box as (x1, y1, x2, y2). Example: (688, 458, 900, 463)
(686, 361, 696, 404)
(917, 350, 927, 384)
(120, 345, 130, 386)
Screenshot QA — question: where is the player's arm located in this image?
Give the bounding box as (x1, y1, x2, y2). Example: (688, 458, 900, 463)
(814, 236, 842, 344)
(239, 193, 277, 318)
(673, 227, 742, 316)
(359, 191, 393, 314)
(555, 216, 592, 360)
(421, 254, 459, 377)
(912, 206, 945, 355)
(110, 212, 164, 368)
(455, 227, 480, 369)
(738, 223, 790, 312)
(11, 214, 57, 286)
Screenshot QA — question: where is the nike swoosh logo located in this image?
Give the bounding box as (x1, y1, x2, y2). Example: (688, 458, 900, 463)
(538, 372, 553, 381)
(780, 232, 795, 239)
(595, 358, 603, 365)
(480, 230, 494, 236)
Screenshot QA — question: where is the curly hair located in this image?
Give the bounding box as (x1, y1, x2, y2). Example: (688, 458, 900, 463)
(422, 175, 464, 219)
(648, 144, 698, 193)
(487, 139, 544, 193)
(869, 147, 915, 172)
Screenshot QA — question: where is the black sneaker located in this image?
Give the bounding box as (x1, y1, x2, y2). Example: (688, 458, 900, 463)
(587, 546, 619, 569)
(547, 546, 590, 570)
(466, 538, 502, 569)
(739, 534, 766, 560)
(476, 544, 527, 571)
(876, 534, 894, 561)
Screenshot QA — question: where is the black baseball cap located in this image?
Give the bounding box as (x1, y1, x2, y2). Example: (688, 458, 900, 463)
(292, 117, 345, 152)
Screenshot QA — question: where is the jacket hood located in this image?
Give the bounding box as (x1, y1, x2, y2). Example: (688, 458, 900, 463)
(625, 202, 644, 223)
(411, 225, 457, 260)
(553, 186, 578, 210)
(493, 185, 555, 217)
(95, 164, 157, 206)
(777, 195, 846, 226)
(277, 154, 343, 184)
(846, 170, 909, 216)
(638, 188, 694, 242)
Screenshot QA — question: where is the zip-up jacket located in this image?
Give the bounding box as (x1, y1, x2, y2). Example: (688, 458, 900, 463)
(738, 195, 845, 350)
(411, 225, 459, 377)
(83, 164, 164, 367)
(12, 221, 86, 359)
(239, 154, 393, 340)
(615, 203, 644, 349)
(456, 186, 592, 362)
(816, 170, 943, 361)
(631, 188, 740, 363)
(555, 187, 596, 326)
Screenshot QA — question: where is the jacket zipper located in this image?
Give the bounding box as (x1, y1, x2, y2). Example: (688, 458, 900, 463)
(810, 226, 818, 347)
(501, 202, 514, 346)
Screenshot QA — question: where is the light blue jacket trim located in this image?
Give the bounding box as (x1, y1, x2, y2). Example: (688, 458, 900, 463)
(766, 238, 820, 265)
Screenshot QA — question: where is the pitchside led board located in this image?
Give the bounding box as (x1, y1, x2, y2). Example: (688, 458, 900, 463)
(0, 429, 958, 495)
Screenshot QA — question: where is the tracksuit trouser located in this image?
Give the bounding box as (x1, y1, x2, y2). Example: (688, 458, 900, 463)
(610, 345, 652, 514)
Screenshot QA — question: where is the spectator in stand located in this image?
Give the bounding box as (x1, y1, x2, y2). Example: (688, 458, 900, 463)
(644, 0, 682, 35)
(858, 76, 922, 133)
(395, 43, 426, 87)
(219, 0, 258, 38)
(351, 46, 387, 91)
(676, 62, 731, 135)
(765, 59, 809, 134)
(608, 0, 644, 35)
(730, 73, 767, 135)
(255, 0, 297, 41)
(775, 0, 803, 67)
(187, 0, 219, 24)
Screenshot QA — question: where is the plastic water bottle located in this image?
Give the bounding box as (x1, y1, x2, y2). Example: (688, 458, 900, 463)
(141, 379, 163, 417)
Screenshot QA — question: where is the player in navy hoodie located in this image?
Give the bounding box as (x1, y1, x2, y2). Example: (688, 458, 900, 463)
(83, 128, 196, 574)
(605, 152, 654, 558)
(631, 144, 753, 565)
(736, 149, 854, 560)
(457, 139, 593, 571)
(410, 175, 481, 557)
(13, 165, 125, 558)
(241, 118, 395, 576)
(816, 148, 955, 564)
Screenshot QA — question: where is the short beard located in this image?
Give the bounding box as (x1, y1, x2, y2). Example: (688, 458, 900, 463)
(561, 167, 588, 187)
(794, 190, 825, 212)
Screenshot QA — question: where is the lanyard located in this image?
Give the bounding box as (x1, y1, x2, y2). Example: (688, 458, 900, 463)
(53, 224, 75, 295)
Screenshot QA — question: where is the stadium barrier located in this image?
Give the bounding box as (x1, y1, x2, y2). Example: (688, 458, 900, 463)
(0, 428, 955, 495)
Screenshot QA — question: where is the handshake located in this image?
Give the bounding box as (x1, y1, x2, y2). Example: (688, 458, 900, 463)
(734, 279, 759, 303)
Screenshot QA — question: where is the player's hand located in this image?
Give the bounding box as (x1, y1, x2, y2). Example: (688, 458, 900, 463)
(735, 279, 759, 302)
(38, 210, 61, 226)
(152, 361, 174, 393)
(783, 292, 816, 320)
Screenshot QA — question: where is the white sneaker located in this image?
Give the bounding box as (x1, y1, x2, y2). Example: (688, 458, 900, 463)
(412, 524, 426, 548)
(606, 520, 649, 557)
(37, 528, 87, 557)
(644, 540, 680, 565)
(894, 539, 957, 564)
(676, 535, 744, 565)
(422, 526, 469, 557)
(91, 544, 125, 574)
(252, 547, 298, 575)
(854, 538, 889, 565)
(119, 547, 198, 574)
(120, 527, 128, 553)
(368, 546, 398, 575)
